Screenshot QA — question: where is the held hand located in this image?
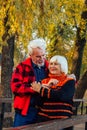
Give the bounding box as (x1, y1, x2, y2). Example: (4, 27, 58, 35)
(47, 79, 59, 87)
(31, 81, 41, 93)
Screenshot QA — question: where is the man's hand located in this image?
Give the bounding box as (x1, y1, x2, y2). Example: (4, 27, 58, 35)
(68, 74, 76, 81)
(31, 81, 41, 93)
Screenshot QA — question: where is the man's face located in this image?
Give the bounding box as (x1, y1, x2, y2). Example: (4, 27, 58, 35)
(30, 48, 46, 67)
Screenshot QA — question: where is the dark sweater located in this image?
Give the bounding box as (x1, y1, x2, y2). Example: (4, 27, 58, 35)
(38, 75, 75, 120)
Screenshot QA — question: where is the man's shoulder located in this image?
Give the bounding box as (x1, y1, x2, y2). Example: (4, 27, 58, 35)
(16, 58, 32, 69)
(22, 57, 31, 65)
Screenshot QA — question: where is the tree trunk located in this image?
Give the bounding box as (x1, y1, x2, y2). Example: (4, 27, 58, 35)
(73, 71, 87, 112)
(1, 35, 15, 127)
(71, 0, 87, 111)
(71, 0, 87, 81)
(74, 70, 87, 99)
(74, 71, 87, 99)
(1, 36, 14, 97)
(71, 31, 86, 81)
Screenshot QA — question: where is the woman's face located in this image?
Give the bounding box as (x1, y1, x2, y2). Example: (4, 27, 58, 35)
(49, 60, 61, 75)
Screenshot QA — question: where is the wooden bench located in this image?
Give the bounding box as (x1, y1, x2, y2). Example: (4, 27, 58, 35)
(0, 98, 87, 130)
(3, 114, 87, 130)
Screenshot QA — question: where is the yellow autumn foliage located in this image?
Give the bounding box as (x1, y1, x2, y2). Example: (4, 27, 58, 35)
(0, 0, 86, 73)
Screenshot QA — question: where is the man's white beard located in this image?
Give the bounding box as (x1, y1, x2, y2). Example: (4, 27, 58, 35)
(37, 62, 44, 68)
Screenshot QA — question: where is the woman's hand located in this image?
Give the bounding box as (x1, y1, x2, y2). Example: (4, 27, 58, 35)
(46, 79, 59, 87)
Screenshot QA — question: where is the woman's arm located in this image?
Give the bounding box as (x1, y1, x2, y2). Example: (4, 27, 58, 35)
(31, 80, 75, 101)
(41, 80, 75, 101)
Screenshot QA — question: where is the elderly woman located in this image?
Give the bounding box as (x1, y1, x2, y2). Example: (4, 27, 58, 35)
(31, 55, 75, 130)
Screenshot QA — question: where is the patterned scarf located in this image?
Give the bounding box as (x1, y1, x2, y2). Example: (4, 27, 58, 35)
(42, 73, 73, 89)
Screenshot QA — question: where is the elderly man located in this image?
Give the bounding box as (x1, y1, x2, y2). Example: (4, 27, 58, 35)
(11, 38, 49, 127)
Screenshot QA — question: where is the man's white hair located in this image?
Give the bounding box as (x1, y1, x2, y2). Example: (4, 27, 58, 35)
(50, 55, 68, 74)
(28, 38, 46, 55)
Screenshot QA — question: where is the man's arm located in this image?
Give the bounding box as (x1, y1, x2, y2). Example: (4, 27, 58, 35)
(11, 64, 35, 96)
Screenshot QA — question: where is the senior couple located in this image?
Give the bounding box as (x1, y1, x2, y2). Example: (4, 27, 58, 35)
(11, 38, 75, 130)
